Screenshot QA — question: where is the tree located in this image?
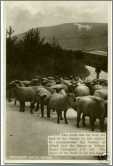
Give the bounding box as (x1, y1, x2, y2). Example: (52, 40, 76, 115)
(6, 26, 17, 62)
(51, 37, 61, 50)
(18, 28, 46, 78)
(6, 26, 14, 39)
(6, 26, 17, 83)
(23, 28, 45, 51)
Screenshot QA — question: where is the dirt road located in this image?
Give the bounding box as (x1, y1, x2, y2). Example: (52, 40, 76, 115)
(6, 101, 105, 161)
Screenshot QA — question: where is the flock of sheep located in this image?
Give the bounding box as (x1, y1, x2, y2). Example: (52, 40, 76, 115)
(7, 75, 107, 132)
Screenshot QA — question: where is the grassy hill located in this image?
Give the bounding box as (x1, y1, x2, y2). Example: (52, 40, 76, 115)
(16, 22, 108, 51)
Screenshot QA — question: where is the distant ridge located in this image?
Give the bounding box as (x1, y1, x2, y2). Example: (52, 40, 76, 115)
(16, 22, 108, 51)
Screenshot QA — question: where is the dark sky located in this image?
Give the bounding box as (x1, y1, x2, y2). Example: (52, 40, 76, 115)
(5, 1, 110, 34)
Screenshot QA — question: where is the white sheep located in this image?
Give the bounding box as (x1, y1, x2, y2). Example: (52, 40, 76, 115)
(75, 95, 106, 131)
(47, 89, 75, 124)
(10, 82, 40, 113)
(74, 83, 90, 97)
(94, 87, 107, 100)
(35, 86, 52, 117)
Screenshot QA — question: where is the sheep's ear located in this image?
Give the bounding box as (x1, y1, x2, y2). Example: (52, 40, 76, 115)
(68, 93, 74, 97)
(74, 97, 77, 102)
(15, 82, 20, 87)
(67, 93, 71, 97)
(41, 95, 47, 100)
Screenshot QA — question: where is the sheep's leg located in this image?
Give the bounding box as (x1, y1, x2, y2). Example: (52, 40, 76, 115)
(23, 102, 25, 112)
(77, 110, 81, 127)
(82, 114, 86, 127)
(35, 101, 39, 111)
(60, 111, 63, 120)
(41, 104, 44, 118)
(7, 91, 12, 102)
(14, 99, 17, 105)
(47, 105, 50, 118)
(90, 116, 95, 131)
(56, 110, 60, 124)
(100, 117, 104, 132)
(64, 110, 68, 124)
(21, 102, 25, 112)
(19, 101, 22, 112)
(20, 101, 25, 112)
(30, 102, 35, 114)
(7, 92, 11, 102)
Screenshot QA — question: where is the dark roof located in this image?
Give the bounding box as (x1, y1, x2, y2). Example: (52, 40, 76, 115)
(83, 50, 107, 57)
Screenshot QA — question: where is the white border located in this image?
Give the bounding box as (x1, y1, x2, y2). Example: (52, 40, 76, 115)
(107, 1, 112, 164)
(1, 1, 112, 164)
(1, 1, 5, 165)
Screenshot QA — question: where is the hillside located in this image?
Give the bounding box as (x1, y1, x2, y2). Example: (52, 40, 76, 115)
(16, 22, 108, 51)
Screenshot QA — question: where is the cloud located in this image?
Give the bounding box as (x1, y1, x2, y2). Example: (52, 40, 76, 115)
(6, 7, 45, 34)
(5, 1, 110, 34)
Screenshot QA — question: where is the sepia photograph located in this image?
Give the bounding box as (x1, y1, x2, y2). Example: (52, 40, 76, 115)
(1, 0, 112, 164)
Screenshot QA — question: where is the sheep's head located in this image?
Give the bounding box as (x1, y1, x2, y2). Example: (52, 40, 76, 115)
(41, 78, 49, 86)
(56, 80, 61, 84)
(9, 80, 21, 88)
(83, 81, 95, 95)
(67, 93, 80, 110)
(30, 79, 40, 86)
(55, 88, 63, 93)
(67, 93, 76, 106)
